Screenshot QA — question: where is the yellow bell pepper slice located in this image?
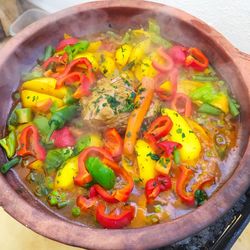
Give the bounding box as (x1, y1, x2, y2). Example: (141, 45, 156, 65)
(28, 160, 44, 172)
(54, 156, 78, 190)
(21, 90, 64, 109)
(115, 44, 133, 67)
(135, 139, 157, 184)
(210, 93, 229, 114)
(161, 108, 201, 163)
(22, 77, 67, 99)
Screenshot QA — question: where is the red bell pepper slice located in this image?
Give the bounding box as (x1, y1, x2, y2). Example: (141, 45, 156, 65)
(157, 141, 182, 157)
(145, 175, 172, 203)
(51, 127, 76, 148)
(155, 67, 178, 101)
(42, 54, 68, 70)
(74, 147, 113, 186)
(96, 203, 135, 229)
(167, 46, 186, 65)
(56, 37, 79, 51)
(176, 165, 215, 206)
(152, 47, 174, 73)
(185, 47, 209, 72)
(76, 195, 97, 211)
(145, 116, 173, 141)
(91, 158, 134, 203)
(103, 128, 123, 159)
(17, 125, 46, 161)
(56, 57, 95, 88)
(171, 93, 192, 117)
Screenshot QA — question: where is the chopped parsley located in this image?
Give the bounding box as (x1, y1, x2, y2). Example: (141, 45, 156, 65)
(126, 131, 132, 138)
(146, 152, 160, 161)
(176, 128, 182, 134)
(106, 95, 120, 111)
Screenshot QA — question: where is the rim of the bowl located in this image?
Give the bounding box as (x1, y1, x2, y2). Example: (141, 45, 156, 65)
(0, 1, 250, 249)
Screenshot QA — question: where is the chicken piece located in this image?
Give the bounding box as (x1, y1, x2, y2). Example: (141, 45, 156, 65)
(81, 77, 160, 131)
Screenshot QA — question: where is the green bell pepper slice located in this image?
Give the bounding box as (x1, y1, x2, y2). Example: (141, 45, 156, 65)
(0, 131, 17, 158)
(86, 157, 116, 190)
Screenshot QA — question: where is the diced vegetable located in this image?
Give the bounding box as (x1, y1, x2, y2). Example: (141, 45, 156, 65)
(0, 131, 16, 158)
(15, 108, 32, 124)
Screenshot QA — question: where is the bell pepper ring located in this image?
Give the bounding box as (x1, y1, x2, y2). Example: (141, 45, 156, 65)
(171, 93, 192, 117)
(74, 147, 113, 186)
(152, 47, 174, 73)
(95, 203, 135, 229)
(145, 115, 173, 141)
(185, 47, 209, 72)
(145, 174, 172, 203)
(17, 125, 46, 161)
(90, 158, 134, 203)
(176, 165, 214, 206)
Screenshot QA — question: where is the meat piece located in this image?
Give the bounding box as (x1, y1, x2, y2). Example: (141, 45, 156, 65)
(81, 77, 160, 131)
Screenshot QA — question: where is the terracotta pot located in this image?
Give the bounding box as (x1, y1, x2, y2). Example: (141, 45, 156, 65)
(0, 1, 249, 249)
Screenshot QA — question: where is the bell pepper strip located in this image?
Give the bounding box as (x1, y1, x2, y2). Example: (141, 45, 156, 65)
(103, 128, 123, 159)
(74, 147, 113, 186)
(144, 116, 173, 141)
(73, 79, 91, 99)
(56, 58, 95, 88)
(171, 93, 192, 117)
(35, 98, 53, 113)
(167, 46, 186, 65)
(145, 174, 172, 203)
(17, 125, 46, 161)
(0, 156, 21, 174)
(96, 203, 135, 229)
(152, 47, 174, 73)
(176, 165, 214, 206)
(46, 104, 79, 141)
(91, 184, 118, 203)
(76, 195, 97, 211)
(143, 133, 159, 153)
(51, 126, 76, 148)
(185, 48, 209, 72)
(22, 77, 67, 99)
(42, 55, 67, 70)
(155, 157, 172, 175)
(0, 131, 17, 158)
(155, 67, 178, 101)
(123, 77, 154, 157)
(157, 141, 182, 157)
(56, 37, 79, 51)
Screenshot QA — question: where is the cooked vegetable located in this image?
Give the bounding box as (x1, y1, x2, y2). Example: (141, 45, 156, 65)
(15, 108, 32, 124)
(47, 104, 79, 141)
(161, 108, 201, 163)
(135, 139, 157, 184)
(1, 19, 239, 229)
(86, 157, 116, 190)
(0, 156, 21, 174)
(124, 78, 154, 157)
(17, 125, 46, 161)
(96, 203, 135, 229)
(0, 131, 16, 158)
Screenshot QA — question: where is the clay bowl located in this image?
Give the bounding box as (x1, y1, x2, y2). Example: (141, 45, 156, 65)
(0, 1, 250, 249)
